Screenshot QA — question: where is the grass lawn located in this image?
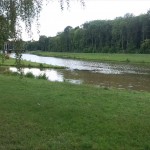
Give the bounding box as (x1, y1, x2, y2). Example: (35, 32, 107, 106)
(31, 51, 150, 65)
(0, 74, 150, 149)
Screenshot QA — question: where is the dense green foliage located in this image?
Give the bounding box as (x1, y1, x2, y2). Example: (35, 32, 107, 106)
(0, 0, 85, 67)
(0, 15, 9, 50)
(26, 11, 150, 53)
(0, 0, 43, 39)
(0, 0, 84, 45)
(0, 75, 150, 149)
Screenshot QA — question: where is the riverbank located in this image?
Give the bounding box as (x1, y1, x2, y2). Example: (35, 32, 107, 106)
(0, 56, 65, 69)
(0, 74, 150, 149)
(31, 51, 150, 65)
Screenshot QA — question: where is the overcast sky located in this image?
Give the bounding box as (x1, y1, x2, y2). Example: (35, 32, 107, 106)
(22, 0, 150, 41)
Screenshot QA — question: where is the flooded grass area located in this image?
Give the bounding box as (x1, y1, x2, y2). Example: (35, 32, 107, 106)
(1, 53, 149, 91)
(7, 53, 150, 92)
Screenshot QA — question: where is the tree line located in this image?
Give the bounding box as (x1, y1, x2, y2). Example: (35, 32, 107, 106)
(26, 11, 150, 54)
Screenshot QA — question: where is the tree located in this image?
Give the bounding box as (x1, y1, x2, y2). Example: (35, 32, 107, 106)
(25, 10, 150, 54)
(39, 35, 49, 51)
(73, 27, 84, 52)
(141, 39, 150, 53)
(64, 26, 73, 51)
(0, 15, 9, 50)
(0, 0, 85, 40)
(0, 0, 85, 67)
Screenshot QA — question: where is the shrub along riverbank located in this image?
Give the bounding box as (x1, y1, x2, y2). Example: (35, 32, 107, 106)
(31, 51, 150, 65)
(0, 74, 150, 149)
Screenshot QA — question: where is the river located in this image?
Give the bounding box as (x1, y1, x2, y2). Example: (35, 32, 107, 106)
(10, 53, 150, 92)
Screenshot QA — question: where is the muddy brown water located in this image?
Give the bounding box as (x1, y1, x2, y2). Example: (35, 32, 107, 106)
(6, 54, 150, 92)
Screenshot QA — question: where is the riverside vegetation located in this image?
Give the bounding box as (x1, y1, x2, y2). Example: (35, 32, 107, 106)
(31, 51, 150, 65)
(26, 11, 150, 54)
(0, 54, 65, 69)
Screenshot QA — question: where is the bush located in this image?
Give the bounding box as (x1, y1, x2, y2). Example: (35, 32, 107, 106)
(37, 73, 48, 80)
(28, 64, 32, 68)
(39, 63, 44, 69)
(25, 72, 35, 78)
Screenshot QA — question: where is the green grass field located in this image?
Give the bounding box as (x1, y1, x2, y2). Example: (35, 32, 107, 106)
(31, 51, 150, 65)
(0, 74, 150, 149)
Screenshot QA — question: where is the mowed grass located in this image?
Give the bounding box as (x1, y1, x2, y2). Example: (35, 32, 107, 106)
(31, 51, 150, 65)
(0, 74, 150, 149)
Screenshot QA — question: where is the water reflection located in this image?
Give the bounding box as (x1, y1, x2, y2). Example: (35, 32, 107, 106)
(9, 67, 150, 92)
(63, 70, 150, 92)
(9, 53, 150, 91)
(10, 53, 150, 75)
(10, 67, 64, 82)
